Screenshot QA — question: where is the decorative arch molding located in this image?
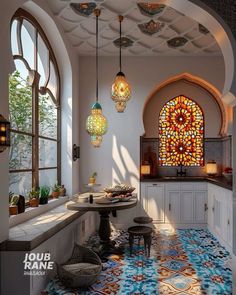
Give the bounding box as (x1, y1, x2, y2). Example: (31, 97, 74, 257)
(149, 0, 236, 99)
(143, 73, 227, 137)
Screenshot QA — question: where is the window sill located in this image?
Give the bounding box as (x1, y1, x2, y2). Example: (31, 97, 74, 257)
(4, 197, 86, 251)
(9, 197, 70, 228)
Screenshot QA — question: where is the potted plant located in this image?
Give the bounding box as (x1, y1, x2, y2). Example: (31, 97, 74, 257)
(51, 183, 61, 198)
(60, 184, 66, 197)
(29, 188, 40, 207)
(89, 172, 97, 184)
(9, 193, 19, 215)
(39, 186, 50, 205)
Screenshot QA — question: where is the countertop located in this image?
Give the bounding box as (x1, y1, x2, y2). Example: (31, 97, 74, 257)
(141, 176, 232, 190)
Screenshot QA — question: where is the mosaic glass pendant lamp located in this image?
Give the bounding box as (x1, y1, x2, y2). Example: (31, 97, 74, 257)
(111, 15, 131, 113)
(86, 9, 108, 147)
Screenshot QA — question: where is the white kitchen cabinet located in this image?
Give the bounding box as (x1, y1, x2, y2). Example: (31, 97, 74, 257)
(207, 183, 233, 251)
(207, 184, 214, 230)
(194, 191, 207, 223)
(166, 182, 207, 225)
(180, 191, 194, 223)
(166, 191, 181, 223)
(142, 183, 165, 223)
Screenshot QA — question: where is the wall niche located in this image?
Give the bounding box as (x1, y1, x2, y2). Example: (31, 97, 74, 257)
(141, 74, 232, 179)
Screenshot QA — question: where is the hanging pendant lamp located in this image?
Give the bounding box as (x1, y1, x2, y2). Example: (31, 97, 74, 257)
(111, 15, 131, 113)
(86, 9, 108, 147)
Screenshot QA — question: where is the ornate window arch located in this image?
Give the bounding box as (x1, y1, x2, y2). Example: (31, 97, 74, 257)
(9, 9, 60, 196)
(159, 95, 204, 166)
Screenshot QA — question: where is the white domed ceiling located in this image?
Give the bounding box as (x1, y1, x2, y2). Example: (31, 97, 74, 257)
(48, 0, 222, 56)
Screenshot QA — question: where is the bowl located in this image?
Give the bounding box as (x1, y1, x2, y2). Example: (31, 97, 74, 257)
(103, 187, 135, 195)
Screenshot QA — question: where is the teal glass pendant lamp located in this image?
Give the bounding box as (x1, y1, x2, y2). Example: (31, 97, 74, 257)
(111, 15, 131, 113)
(86, 9, 108, 147)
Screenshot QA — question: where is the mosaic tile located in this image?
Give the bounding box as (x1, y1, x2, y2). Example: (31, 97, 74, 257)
(44, 229, 232, 295)
(70, 3, 96, 17)
(137, 3, 166, 17)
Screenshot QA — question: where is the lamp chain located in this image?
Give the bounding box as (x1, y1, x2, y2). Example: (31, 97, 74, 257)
(96, 10, 99, 102)
(119, 15, 123, 72)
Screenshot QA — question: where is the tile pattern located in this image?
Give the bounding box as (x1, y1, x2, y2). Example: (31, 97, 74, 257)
(141, 137, 232, 177)
(47, 0, 222, 56)
(44, 229, 232, 295)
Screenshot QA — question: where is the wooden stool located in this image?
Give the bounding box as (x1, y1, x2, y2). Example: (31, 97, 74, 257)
(128, 226, 152, 257)
(133, 216, 153, 224)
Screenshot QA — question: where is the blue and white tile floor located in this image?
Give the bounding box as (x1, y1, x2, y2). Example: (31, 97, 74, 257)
(44, 229, 232, 295)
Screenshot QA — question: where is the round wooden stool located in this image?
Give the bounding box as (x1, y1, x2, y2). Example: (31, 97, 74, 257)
(128, 226, 152, 257)
(133, 216, 153, 224)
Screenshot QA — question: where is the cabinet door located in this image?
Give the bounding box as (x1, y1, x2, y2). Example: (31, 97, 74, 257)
(180, 191, 194, 223)
(195, 191, 207, 223)
(166, 191, 181, 223)
(207, 184, 214, 230)
(146, 184, 165, 223)
(227, 198, 233, 248)
(213, 193, 222, 236)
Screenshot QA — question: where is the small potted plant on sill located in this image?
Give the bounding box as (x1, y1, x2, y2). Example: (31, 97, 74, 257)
(39, 186, 50, 205)
(9, 193, 19, 215)
(89, 172, 97, 184)
(51, 183, 61, 199)
(60, 184, 66, 197)
(29, 188, 40, 207)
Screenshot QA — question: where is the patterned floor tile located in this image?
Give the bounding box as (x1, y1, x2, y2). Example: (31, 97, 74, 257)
(44, 229, 232, 295)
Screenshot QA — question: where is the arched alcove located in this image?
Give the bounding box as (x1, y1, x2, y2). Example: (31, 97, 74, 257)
(143, 73, 229, 138)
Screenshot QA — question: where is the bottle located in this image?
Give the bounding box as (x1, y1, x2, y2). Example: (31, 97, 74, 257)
(89, 194, 93, 204)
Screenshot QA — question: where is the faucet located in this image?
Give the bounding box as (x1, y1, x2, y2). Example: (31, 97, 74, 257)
(176, 164, 187, 177)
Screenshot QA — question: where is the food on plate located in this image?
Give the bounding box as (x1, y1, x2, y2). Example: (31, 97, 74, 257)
(103, 183, 135, 194)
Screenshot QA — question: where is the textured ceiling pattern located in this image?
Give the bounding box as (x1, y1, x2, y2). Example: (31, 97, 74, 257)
(48, 0, 222, 56)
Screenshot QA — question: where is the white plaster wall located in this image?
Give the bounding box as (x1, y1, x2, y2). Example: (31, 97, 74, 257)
(143, 79, 223, 138)
(0, 0, 80, 243)
(0, 0, 26, 243)
(1, 212, 97, 295)
(79, 56, 225, 227)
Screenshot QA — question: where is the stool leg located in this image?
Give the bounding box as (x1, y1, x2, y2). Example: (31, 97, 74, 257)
(129, 234, 134, 256)
(144, 235, 152, 257)
(138, 236, 141, 247)
(143, 235, 147, 255)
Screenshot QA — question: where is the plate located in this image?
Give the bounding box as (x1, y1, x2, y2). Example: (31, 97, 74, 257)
(115, 196, 132, 202)
(95, 197, 120, 205)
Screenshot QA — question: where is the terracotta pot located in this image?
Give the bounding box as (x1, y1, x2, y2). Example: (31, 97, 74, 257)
(89, 177, 96, 184)
(51, 191, 60, 198)
(29, 198, 39, 207)
(9, 205, 18, 215)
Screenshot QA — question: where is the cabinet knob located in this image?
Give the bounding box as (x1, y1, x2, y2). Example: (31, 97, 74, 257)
(169, 203, 171, 211)
(152, 184, 157, 186)
(228, 219, 230, 225)
(212, 207, 215, 212)
(204, 204, 208, 211)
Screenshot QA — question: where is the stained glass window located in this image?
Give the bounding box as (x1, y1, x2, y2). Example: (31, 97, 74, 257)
(159, 95, 204, 166)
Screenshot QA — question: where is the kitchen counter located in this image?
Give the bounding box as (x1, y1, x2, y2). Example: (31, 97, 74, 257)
(141, 176, 232, 190)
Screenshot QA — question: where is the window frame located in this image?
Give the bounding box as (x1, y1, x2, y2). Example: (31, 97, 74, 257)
(10, 8, 61, 194)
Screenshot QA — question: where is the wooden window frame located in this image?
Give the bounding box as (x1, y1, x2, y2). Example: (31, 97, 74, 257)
(10, 9, 61, 194)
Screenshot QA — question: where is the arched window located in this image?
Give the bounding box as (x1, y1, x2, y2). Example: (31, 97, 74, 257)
(9, 9, 60, 196)
(159, 95, 204, 166)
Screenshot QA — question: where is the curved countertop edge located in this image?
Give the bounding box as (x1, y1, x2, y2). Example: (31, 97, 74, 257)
(140, 177, 232, 190)
(67, 198, 138, 212)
